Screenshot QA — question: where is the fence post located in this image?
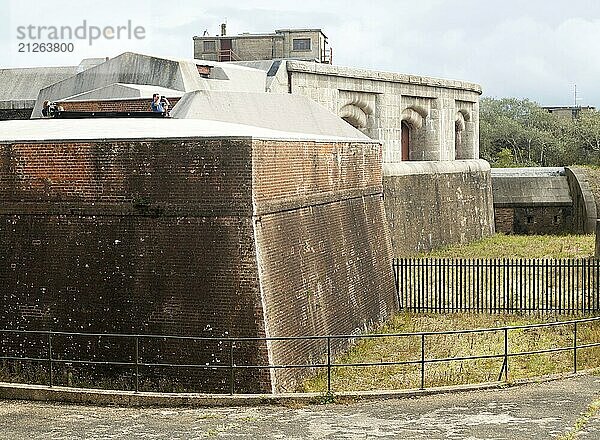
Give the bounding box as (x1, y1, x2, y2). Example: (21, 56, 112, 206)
(135, 336, 139, 393)
(420, 334, 426, 390)
(48, 331, 53, 387)
(504, 327, 508, 382)
(393, 260, 401, 309)
(327, 336, 332, 394)
(573, 322, 578, 374)
(229, 340, 235, 395)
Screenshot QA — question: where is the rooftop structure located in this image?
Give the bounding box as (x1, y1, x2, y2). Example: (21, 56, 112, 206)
(30, 52, 266, 118)
(0, 58, 105, 120)
(542, 105, 596, 119)
(193, 26, 331, 64)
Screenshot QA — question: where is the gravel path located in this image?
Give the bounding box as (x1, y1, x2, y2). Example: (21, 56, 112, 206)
(0, 375, 599, 439)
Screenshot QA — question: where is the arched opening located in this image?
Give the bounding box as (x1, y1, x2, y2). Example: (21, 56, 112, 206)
(400, 107, 425, 161)
(401, 121, 411, 161)
(339, 104, 368, 131)
(455, 110, 474, 160)
(455, 119, 464, 153)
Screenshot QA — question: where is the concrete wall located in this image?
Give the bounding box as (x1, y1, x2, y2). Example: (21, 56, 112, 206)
(228, 59, 494, 255)
(194, 35, 283, 61)
(0, 135, 396, 393)
(383, 160, 494, 256)
(271, 61, 482, 164)
(565, 167, 597, 234)
(278, 30, 325, 61)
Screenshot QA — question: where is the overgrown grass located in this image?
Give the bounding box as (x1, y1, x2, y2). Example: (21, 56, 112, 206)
(298, 312, 600, 393)
(418, 234, 595, 259)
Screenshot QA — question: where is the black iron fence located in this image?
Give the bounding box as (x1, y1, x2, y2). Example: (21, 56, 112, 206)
(393, 258, 600, 314)
(1, 316, 600, 394)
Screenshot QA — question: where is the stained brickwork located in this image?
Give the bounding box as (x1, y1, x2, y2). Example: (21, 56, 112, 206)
(251, 139, 395, 391)
(0, 135, 396, 393)
(56, 98, 181, 113)
(494, 208, 514, 234)
(0, 137, 265, 392)
(494, 206, 573, 235)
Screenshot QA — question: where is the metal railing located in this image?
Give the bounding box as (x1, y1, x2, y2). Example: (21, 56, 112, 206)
(1, 316, 599, 395)
(217, 49, 241, 62)
(394, 258, 600, 314)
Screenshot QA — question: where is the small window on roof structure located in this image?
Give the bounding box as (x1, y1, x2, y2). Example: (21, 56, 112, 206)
(292, 38, 311, 51)
(196, 65, 211, 78)
(203, 40, 216, 52)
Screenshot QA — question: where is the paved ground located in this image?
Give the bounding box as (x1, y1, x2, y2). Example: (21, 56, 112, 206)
(576, 392, 600, 440)
(0, 375, 599, 439)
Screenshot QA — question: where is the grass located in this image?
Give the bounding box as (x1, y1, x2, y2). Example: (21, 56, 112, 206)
(580, 166, 600, 214)
(417, 233, 595, 259)
(557, 397, 600, 440)
(298, 312, 600, 393)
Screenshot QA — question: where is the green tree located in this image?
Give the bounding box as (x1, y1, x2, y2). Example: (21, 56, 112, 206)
(480, 97, 565, 167)
(566, 110, 600, 165)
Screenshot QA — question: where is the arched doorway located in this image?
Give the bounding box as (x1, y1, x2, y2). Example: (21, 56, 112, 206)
(401, 121, 411, 161)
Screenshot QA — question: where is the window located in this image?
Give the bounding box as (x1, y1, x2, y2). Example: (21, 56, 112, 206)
(203, 40, 216, 52)
(292, 38, 311, 51)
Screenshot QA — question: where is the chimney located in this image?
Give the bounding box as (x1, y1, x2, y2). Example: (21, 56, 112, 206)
(220, 23, 226, 36)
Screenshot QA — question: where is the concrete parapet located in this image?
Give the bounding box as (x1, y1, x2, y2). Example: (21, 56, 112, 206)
(565, 167, 597, 234)
(383, 159, 494, 256)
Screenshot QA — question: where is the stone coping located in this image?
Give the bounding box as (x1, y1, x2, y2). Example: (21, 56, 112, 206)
(383, 159, 490, 176)
(286, 61, 482, 94)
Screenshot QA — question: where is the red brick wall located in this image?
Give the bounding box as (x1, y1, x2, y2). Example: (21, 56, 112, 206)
(252, 140, 382, 206)
(495, 208, 514, 234)
(0, 136, 396, 393)
(251, 139, 396, 391)
(57, 97, 181, 113)
(0, 137, 268, 392)
(1, 139, 252, 210)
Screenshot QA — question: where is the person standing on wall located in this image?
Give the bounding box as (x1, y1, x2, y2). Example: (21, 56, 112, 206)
(151, 93, 166, 114)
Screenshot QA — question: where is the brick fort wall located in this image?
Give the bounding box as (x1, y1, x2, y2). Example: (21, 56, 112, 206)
(0, 137, 267, 392)
(0, 135, 396, 393)
(251, 139, 396, 391)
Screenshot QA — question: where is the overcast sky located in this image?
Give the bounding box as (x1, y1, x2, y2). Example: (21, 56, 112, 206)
(2, 0, 599, 106)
